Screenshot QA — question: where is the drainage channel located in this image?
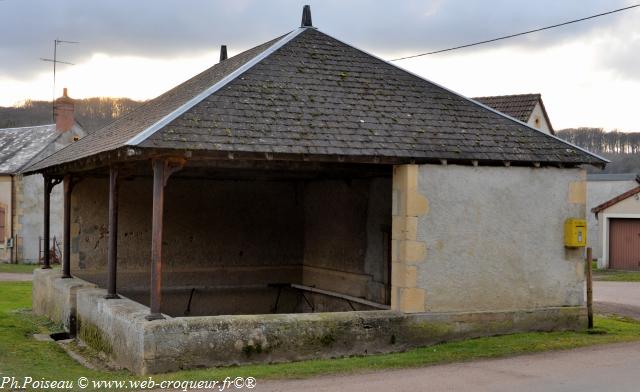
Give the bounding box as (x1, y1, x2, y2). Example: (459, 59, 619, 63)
(50, 332, 72, 341)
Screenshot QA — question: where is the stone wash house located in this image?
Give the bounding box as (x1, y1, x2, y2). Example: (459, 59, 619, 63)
(29, 7, 606, 374)
(0, 89, 85, 263)
(474, 93, 554, 135)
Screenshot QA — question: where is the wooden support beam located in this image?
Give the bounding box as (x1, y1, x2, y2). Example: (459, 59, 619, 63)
(289, 284, 390, 310)
(146, 158, 184, 320)
(105, 167, 119, 299)
(42, 176, 61, 269)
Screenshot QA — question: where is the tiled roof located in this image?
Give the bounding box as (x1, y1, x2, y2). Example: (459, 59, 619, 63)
(0, 124, 59, 173)
(473, 94, 541, 123)
(25, 35, 283, 172)
(592, 186, 640, 214)
(27, 28, 605, 173)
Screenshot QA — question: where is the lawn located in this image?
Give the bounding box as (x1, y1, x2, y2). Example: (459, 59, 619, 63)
(594, 269, 640, 282)
(0, 263, 41, 274)
(2, 281, 640, 391)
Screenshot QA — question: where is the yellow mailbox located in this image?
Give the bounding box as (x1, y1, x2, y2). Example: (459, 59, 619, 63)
(564, 218, 586, 247)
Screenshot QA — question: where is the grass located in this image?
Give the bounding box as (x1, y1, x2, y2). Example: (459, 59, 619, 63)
(594, 269, 640, 282)
(1, 281, 640, 390)
(0, 263, 42, 274)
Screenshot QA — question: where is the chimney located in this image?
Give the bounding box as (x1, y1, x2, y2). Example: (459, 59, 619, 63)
(54, 88, 75, 132)
(219, 45, 228, 62)
(301, 5, 312, 27)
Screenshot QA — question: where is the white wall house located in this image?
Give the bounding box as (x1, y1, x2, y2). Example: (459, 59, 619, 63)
(0, 89, 85, 263)
(473, 93, 554, 135)
(587, 173, 639, 262)
(592, 183, 640, 270)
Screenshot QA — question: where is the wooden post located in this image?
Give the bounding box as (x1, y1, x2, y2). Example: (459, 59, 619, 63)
(147, 160, 165, 320)
(105, 167, 119, 299)
(42, 176, 60, 268)
(42, 177, 52, 269)
(62, 175, 73, 278)
(586, 247, 593, 329)
(146, 158, 183, 321)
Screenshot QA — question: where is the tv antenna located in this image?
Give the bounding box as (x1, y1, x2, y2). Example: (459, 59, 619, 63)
(40, 39, 78, 121)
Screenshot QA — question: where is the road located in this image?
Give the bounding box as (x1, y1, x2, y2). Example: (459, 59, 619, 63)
(593, 281, 640, 319)
(594, 281, 640, 307)
(255, 342, 640, 392)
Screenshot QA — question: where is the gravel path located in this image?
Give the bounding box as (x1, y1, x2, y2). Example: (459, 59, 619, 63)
(0, 272, 32, 281)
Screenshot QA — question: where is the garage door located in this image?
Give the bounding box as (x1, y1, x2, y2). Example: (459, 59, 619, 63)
(609, 218, 640, 270)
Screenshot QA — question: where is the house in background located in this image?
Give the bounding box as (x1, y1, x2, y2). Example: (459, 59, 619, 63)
(587, 173, 639, 264)
(592, 177, 640, 270)
(0, 89, 85, 263)
(474, 93, 554, 134)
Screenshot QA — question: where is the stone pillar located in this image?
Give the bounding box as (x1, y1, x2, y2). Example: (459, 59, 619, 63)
(391, 165, 429, 313)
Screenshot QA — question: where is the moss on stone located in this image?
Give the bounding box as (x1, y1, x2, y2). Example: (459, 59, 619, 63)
(319, 333, 335, 346)
(407, 321, 455, 338)
(78, 319, 112, 355)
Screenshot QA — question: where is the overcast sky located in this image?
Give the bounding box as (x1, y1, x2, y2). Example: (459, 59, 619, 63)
(1, 0, 639, 130)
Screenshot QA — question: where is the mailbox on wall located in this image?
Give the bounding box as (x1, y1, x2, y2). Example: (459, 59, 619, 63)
(564, 218, 587, 248)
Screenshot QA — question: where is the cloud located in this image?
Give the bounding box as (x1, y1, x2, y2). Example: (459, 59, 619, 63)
(594, 15, 640, 80)
(0, 0, 633, 79)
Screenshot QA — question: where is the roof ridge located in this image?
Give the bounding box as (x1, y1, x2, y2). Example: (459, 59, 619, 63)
(592, 186, 640, 214)
(473, 93, 541, 99)
(312, 28, 606, 164)
(125, 27, 308, 146)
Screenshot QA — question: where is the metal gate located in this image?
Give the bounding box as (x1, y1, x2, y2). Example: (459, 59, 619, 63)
(609, 218, 640, 270)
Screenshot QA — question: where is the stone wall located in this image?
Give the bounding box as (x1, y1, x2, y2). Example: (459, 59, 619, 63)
(33, 270, 586, 375)
(302, 178, 391, 304)
(0, 176, 12, 262)
(392, 164, 587, 313)
(32, 268, 96, 332)
(14, 174, 64, 263)
(13, 124, 85, 263)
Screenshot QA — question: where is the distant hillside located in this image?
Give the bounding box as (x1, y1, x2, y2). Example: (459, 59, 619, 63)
(556, 128, 640, 174)
(0, 97, 143, 133)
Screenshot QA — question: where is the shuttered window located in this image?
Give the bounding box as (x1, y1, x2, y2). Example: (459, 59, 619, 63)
(0, 206, 5, 244)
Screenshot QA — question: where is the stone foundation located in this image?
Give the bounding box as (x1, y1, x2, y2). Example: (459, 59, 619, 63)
(33, 269, 587, 375)
(32, 268, 96, 333)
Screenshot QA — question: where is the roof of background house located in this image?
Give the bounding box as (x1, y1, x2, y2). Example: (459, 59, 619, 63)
(0, 124, 61, 174)
(473, 94, 542, 123)
(26, 22, 605, 173)
(587, 173, 640, 182)
(592, 186, 640, 214)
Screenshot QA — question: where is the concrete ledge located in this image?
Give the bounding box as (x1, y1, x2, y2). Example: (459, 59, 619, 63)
(33, 268, 96, 333)
(76, 288, 149, 374)
(84, 291, 586, 374)
(34, 272, 587, 375)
